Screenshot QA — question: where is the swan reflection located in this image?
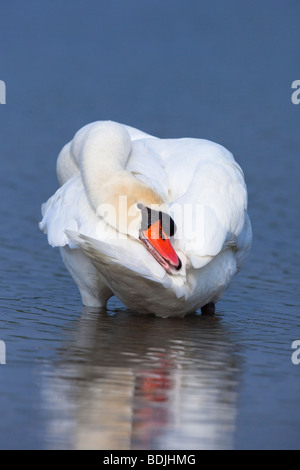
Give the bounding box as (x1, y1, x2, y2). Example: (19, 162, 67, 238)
(41, 307, 241, 449)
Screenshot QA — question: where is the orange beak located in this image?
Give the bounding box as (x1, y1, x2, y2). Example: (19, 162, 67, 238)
(139, 219, 182, 273)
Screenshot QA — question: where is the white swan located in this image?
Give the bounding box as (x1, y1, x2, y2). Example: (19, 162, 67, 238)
(40, 121, 252, 317)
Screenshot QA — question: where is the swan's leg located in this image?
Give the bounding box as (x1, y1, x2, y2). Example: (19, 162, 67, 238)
(201, 302, 215, 315)
(60, 246, 113, 308)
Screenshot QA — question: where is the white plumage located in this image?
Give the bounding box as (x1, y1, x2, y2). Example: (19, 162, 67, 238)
(40, 120, 252, 317)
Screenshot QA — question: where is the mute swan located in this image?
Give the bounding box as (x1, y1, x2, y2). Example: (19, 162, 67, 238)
(40, 121, 252, 317)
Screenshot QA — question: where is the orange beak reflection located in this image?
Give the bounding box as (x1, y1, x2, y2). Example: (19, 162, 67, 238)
(139, 219, 182, 273)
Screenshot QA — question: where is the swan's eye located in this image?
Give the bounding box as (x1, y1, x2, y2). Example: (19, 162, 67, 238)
(138, 204, 176, 237)
(159, 211, 176, 237)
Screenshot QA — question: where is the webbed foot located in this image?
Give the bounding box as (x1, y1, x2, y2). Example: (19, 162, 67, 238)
(201, 302, 215, 315)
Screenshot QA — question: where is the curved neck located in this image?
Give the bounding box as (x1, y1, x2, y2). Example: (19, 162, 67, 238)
(80, 121, 132, 210)
(78, 121, 163, 237)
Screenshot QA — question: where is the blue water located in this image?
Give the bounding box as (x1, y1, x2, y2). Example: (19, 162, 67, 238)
(0, 0, 300, 449)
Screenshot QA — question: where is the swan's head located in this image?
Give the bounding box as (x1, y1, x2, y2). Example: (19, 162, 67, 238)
(137, 203, 182, 274)
(79, 120, 182, 275)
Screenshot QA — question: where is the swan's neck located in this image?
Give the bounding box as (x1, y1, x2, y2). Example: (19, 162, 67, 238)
(79, 121, 163, 237)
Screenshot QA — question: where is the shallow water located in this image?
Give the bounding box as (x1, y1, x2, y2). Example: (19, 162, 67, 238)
(0, 0, 300, 450)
